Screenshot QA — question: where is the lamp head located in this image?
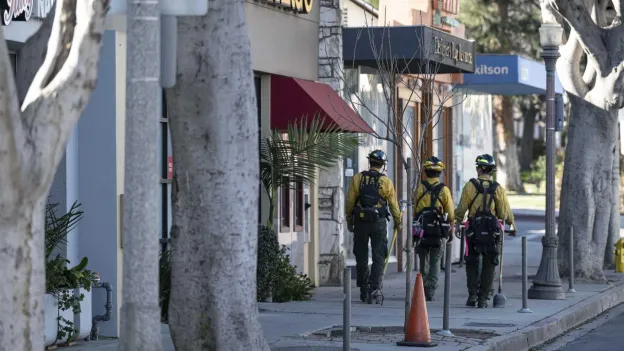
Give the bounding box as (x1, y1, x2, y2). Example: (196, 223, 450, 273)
(539, 23, 564, 47)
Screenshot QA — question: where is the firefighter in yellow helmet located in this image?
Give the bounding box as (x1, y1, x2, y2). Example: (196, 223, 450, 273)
(346, 150, 402, 304)
(455, 154, 515, 308)
(412, 156, 455, 301)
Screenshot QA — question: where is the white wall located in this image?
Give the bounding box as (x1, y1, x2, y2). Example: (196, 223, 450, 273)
(343, 1, 377, 27)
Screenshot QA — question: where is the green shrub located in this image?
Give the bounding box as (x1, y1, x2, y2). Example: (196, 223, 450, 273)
(45, 201, 96, 342)
(257, 225, 314, 302)
(521, 155, 546, 188)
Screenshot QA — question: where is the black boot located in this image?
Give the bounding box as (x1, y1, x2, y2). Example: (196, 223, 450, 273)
(360, 287, 367, 302)
(478, 299, 488, 308)
(466, 295, 478, 307)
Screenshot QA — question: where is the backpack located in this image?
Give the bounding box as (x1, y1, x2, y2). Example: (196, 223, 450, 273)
(466, 178, 501, 248)
(354, 171, 388, 222)
(414, 181, 447, 247)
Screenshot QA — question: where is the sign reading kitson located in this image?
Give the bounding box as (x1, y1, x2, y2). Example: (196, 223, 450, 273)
(433, 36, 473, 65)
(255, 0, 314, 14)
(1, 0, 33, 26)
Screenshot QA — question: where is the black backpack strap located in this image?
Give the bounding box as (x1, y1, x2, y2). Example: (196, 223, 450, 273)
(467, 178, 482, 210)
(486, 182, 498, 211)
(429, 183, 445, 209)
(415, 181, 432, 206)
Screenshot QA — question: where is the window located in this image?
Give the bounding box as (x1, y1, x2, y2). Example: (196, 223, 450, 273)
(280, 178, 304, 232)
(434, 0, 459, 14)
(294, 180, 304, 230)
(280, 178, 290, 231)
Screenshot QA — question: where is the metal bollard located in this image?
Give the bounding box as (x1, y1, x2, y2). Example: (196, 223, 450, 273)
(459, 225, 465, 267)
(437, 241, 454, 337)
(518, 236, 533, 313)
(343, 267, 351, 351)
(568, 227, 576, 293)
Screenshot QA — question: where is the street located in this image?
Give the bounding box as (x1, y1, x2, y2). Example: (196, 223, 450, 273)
(537, 303, 624, 351)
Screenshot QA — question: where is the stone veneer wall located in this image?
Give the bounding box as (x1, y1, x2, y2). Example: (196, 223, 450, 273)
(317, 0, 346, 286)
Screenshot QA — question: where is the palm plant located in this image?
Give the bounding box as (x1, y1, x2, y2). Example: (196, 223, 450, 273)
(260, 115, 361, 227)
(45, 201, 84, 259)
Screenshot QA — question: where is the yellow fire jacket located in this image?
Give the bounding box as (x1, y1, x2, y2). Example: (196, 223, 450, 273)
(454, 176, 515, 225)
(412, 177, 455, 223)
(345, 167, 401, 226)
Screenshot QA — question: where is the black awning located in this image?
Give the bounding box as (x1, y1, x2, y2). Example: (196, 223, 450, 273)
(343, 26, 476, 74)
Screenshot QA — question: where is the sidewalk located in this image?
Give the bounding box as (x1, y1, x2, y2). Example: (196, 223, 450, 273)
(63, 232, 624, 351)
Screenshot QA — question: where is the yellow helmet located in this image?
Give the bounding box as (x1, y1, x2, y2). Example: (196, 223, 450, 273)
(424, 156, 445, 172)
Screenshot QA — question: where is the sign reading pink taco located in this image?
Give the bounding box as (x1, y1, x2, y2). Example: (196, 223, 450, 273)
(255, 0, 314, 14)
(1, 0, 33, 26)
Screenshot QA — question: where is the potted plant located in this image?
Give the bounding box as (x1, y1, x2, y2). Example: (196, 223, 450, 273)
(44, 202, 96, 346)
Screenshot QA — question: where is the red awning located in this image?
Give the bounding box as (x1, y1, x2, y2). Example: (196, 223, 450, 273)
(270, 75, 374, 133)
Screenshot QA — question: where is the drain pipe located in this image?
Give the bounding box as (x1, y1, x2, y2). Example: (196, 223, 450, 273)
(87, 280, 113, 341)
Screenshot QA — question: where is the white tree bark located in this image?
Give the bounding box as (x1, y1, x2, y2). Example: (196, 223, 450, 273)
(543, 0, 622, 279)
(165, 0, 270, 349)
(0, 0, 108, 349)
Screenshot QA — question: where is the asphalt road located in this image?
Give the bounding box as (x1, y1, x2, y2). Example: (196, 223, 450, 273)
(559, 312, 624, 350)
(539, 303, 624, 351)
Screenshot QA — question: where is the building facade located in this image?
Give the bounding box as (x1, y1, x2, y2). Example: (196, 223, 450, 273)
(338, 0, 477, 273)
(4, 0, 374, 335)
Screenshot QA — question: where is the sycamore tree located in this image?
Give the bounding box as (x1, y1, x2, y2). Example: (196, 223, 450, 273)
(0, 0, 109, 349)
(542, 0, 621, 279)
(164, 0, 270, 349)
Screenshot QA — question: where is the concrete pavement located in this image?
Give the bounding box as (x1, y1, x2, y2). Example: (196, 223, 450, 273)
(64, 224, 624, 351)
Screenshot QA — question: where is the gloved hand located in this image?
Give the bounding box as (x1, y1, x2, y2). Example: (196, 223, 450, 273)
(506, 223, 517, 236)
(447, 225, 454, 242)
(347, 223, 355, 233)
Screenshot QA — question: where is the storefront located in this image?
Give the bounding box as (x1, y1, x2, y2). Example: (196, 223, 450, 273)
(342, 24, 475, 271)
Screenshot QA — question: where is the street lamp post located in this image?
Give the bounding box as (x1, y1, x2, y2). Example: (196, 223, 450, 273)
(528, 23, 566, 300)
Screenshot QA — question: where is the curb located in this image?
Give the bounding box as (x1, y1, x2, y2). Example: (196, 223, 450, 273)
(464, 279, 624, 351)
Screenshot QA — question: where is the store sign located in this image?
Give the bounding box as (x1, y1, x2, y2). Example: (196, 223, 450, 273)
(475, 65, 509, 75)
(434, 37, 473, 65)
(255, 0, 314, 14)
(1, 0, 34, 26)
(34, 0, 53, 19)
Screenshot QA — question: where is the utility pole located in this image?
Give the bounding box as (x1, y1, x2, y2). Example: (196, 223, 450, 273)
(120, 0, 163, 349)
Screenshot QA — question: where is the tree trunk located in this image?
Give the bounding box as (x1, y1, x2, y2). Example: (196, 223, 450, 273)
(0, 198, 45, 351)
(494, 95, 524, 192)
(165, 0, 270, 350)
(0, 1, 107, 349)
(557, 94, 619, 280)
(520, 99, 537, 172)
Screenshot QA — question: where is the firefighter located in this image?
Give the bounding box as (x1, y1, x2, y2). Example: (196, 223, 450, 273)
(455, 154, 515, 308)
(412, 156, 455, 301)
(346, 150, 402, 304)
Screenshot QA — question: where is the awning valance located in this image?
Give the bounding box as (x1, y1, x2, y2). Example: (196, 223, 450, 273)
(270, 75, 374, 134)
(343, 25, 476, 74)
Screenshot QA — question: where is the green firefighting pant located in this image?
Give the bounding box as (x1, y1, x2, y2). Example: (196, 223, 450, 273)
(417, 238, 446, 298)
(353, 219, 388, 292)
(465, 243, 501, 301)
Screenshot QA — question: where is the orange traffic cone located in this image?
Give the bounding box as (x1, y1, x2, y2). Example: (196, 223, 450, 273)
(396, 273, 438, 347)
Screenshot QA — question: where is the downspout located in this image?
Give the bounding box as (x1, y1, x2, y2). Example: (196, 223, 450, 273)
(87, 281, 113, 341)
